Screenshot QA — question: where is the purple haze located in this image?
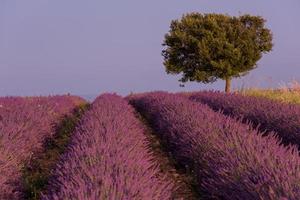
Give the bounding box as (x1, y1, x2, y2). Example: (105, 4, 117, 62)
(0, 0, 299, 98)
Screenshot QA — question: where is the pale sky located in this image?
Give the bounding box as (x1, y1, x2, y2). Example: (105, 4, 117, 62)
(0, 0, 299, 97)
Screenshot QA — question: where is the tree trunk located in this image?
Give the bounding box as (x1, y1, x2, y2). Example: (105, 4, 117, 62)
(225, 77, 231, 93)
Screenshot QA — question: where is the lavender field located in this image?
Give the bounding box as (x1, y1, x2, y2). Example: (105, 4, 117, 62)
(1, 92, 300, 200)
(0, 95, 86, 199)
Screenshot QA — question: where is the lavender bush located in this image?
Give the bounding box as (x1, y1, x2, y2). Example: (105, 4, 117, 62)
(189, 91, 300, 149)
(129, 92, 300, 200)
(0, 95, 85, 199)
(42, 94, 175, 200)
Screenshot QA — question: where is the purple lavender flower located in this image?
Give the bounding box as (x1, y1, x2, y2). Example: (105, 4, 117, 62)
(189, 91, 300, 149)
(129, 92, 300, 200)
(0, 95, 85, 199)
(42, 94, 174, 200)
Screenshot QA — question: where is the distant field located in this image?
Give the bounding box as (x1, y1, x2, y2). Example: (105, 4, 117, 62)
(1, 91, 300, 199)
(240, 88, 300, 104)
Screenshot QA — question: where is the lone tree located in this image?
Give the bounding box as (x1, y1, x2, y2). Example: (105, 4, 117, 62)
(162, 13, 273, 93)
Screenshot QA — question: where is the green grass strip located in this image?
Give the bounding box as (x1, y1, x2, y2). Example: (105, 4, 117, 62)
(21, 103, 89, 200)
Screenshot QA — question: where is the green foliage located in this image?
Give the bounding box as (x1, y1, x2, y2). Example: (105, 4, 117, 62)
(162, 13, 273, 87)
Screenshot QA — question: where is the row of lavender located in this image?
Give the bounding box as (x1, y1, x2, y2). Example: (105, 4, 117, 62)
(0, 95, 85, 199)
(189, 91, 300, 149)
(129, 92, 300, 199)
(42, 94, 175, 200)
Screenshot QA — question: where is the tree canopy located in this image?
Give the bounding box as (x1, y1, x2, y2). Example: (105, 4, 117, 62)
(162, 13, 273, 93)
